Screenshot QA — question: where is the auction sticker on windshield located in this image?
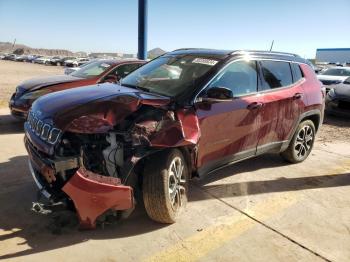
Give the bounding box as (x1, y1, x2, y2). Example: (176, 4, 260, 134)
(101, 63, 111, 68)
(192, 58, 218, 66)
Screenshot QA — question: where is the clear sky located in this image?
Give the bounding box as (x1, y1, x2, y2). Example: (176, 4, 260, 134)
(0, 0, 349, 58)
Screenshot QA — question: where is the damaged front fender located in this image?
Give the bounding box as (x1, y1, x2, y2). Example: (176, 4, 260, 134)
(135, 109, 201, 148)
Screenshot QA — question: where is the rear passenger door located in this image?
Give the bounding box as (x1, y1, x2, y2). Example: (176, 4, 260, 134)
(256, 60, 305, 153)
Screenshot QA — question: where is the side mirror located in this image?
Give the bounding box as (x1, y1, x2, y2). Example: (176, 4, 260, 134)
(102, 75, 119, 83)
(196, 87, 233, 103)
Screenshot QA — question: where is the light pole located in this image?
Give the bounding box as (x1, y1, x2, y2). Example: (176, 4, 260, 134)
(138, 0, 147, 60)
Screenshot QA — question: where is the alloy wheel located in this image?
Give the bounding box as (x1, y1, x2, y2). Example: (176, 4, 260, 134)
(168, 156, 186, 209)
(294, 125, 314, 159)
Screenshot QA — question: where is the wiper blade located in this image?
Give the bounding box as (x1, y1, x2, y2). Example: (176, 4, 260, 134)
(121, 83, 150, 92)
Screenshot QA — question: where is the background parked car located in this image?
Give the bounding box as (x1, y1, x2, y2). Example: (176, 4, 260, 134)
(3, 54, 18, 61)
(49, 56, 62, 65)
(64, 59, 99, 74)
(317, 67, 350, 93)
(326, 76, 350, 116)
(49, 56, 74, 66)
(33, 56, 51, 64)
(64, 57, 90, 67)
(15, 55, 28, 62)
(9, 59, 146, 118)
(24, 55, 41, 63)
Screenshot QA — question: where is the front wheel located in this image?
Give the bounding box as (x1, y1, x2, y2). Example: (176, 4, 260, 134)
(143, 149, 188, 223)
(281, 120, 316, 163)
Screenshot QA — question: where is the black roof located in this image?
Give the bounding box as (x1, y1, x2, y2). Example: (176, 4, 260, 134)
(168, 48, 307, 64)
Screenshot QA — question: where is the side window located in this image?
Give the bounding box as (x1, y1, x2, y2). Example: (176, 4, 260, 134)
(207, 60, 258, 96)
(111, 64, 142, 79)
(291, 63, 303, 82)
(260, 61, 293, 89)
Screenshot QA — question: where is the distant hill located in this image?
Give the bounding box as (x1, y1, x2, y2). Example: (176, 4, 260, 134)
(0, 41, 76, 56)
(0, 41, 166, 59)
(148, 48, 166, 59)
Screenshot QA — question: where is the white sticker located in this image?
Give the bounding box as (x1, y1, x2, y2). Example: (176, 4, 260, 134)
(192, 58, 218, 66)
(101, 63, 111, 68)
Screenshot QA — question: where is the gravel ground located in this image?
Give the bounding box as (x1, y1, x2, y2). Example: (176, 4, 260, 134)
(318, 114, 350, 143)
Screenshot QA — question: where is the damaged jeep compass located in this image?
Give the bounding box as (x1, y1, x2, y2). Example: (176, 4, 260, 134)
(24, 49, 324, 228)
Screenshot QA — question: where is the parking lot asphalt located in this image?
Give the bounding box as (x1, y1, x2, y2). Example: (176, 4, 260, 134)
(0, 107, 349, 262)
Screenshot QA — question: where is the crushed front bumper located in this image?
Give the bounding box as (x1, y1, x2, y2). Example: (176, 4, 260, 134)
(25, 137, 134, 229)
(63, 168, 134, 229)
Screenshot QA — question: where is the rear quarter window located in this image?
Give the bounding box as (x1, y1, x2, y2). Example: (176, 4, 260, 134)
(291, 63, 303, 82)
(260, 61, 293, 90)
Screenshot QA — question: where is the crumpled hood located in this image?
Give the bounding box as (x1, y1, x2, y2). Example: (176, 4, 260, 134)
(31, 83, 171, 131)
(18, 75, 83, 92)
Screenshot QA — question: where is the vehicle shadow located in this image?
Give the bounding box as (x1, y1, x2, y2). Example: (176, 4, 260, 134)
(1, 152, 350, 259)
(0, 114, 24, 134)
(192, 171, 350, 201)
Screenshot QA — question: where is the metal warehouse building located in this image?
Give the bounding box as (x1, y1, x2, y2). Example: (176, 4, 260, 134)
(316, 48, 350, 63)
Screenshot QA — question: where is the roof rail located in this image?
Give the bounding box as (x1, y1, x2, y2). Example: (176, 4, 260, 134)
(172, 48, 209, 51)
(230, 50, 300, 57)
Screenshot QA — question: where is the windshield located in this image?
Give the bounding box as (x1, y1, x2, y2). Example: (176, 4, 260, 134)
(71, 61, 112, 78)
(322, 68, 350, 76)
(121, 55, 219, 97)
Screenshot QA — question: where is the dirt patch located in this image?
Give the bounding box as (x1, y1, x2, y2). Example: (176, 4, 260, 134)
(0, 60, 63, 106)
(317, 115, 350, 143)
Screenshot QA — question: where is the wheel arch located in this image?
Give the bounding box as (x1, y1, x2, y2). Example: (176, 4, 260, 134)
(281, 109, 322, 152)
(299, 110, 322, 132)
(126, 146, 196, 187)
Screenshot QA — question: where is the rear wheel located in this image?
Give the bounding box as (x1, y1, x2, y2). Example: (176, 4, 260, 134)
(143, 149, 188, 223)
(281, 120, 315, 163)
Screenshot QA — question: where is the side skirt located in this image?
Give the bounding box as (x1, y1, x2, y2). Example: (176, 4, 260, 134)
(196, 141, 287, 178)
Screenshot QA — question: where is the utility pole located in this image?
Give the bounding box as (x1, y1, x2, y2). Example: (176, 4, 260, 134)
(138, 0, 147, 60)
(269, 40, 274, 51)
(12, 38, 16, 51)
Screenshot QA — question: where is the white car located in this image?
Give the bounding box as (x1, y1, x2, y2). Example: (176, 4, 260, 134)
(317, 67, 350, 92)
(64, 59, 99, 74)
(64, 57, 90, 67)
(33, 56, 52, 65)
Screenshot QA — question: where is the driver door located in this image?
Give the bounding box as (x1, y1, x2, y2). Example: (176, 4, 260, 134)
(195, 60, 263, 175)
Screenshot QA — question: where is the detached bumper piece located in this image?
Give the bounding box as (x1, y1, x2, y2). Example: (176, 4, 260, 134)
(62, 168, 134, 229)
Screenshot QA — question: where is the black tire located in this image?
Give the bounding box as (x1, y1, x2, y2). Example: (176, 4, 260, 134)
(281, 120, 316, 163)
(143, 149, 188, 223)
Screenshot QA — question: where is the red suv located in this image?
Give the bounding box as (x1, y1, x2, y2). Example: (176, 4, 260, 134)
(24, 49, 324, 229)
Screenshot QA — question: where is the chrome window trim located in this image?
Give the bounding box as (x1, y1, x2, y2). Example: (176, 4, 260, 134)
(193, 57, 306, 103)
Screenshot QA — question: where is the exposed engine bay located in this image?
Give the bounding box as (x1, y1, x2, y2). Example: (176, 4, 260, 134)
(56, 106, 178, 181)
(25, 104, 200, 229)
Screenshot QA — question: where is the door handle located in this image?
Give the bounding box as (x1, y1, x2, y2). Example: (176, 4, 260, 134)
(293, 93, 303, 100)
(247, 102, 263, 110)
